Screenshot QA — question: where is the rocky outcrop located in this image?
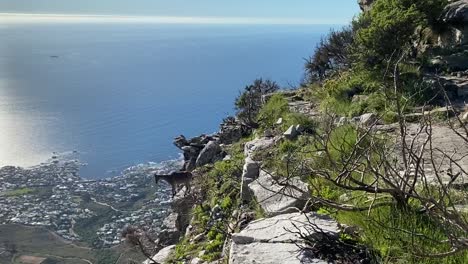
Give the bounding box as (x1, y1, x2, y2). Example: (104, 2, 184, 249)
(240, 157, 259, 201)
(359, 113, 377, 126)
(196, 141, 223, 167)
(158, 212, 181, 245)
(174, 118, 248, 171)
(288, 101, 320, 119)
(174, 135, 224, 171)
(441, 1, 468, 28)
(244, 137, 276, 158)
(358, 0, 374, 12)
(219, 117, 250, 144)
(159, 188, 196, 245)
(248, 171, 309, 216)
(229, 212, 340, 264)
(438, 74, 468, 99)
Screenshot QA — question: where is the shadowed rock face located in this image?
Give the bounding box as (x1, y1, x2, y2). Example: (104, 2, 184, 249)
(440, 0, 468, 45)
(173, 134, 224, 171)
(358, 0, 374, 12)
(441, 0, 468, 28)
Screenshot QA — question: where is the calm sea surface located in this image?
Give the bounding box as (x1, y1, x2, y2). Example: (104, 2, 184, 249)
(0, 23, 330, 178)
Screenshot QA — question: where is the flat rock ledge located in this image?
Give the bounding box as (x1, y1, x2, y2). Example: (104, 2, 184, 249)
(244, 137, 276, 158)
(229, 212, 340, 264)
(248, 171, 309, 216)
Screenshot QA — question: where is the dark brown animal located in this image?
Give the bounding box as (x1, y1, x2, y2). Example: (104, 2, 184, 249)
(154, 171, 192, 197)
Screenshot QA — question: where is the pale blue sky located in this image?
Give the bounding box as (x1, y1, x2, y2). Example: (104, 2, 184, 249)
(0, 0, 359, 24)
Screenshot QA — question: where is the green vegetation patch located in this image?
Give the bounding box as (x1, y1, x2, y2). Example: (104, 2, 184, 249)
(2, 188, 34, 197)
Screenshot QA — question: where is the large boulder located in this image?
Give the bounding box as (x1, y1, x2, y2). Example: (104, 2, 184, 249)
(173, 135, 188, 149)
(360, 113, 377, 126)
(358, 113, 377, 126)
(172, 189, 196, 236)
(174, 134, 222, 171)
(248, 171, 309, 216)
(440, 0, 468, 45)
(230, 242, 318, 264)
(232, 213, 340, 244)
(219, 117, 249, 144)
(229, 212, 340, 264)
(195, 141, 223, 167)
(144, 245, 176, 264)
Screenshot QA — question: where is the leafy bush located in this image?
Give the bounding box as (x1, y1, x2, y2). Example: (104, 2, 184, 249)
(354, 0, 448, 67)
(257, 94, 289, 127)
(257, 94, 316, 133)
(336, 206, 468, 264)
(306, 26, 355, 82)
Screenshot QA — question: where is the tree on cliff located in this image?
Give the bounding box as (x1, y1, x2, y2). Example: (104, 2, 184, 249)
(305, 25, 356, 83)
(235, 78, 279, 127)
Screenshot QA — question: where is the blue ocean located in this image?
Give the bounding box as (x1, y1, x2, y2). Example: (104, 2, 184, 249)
(0, 22, 330, 178)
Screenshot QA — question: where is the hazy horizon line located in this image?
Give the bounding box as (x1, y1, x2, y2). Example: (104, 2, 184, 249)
(0, 13, 347, 25)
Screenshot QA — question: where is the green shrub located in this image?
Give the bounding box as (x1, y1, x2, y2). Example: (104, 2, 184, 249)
(257, 94, 289, 127)
(336, 206, 468, 264)
(354, 0, 448, 67)
(284, 112, 317, 133)
(235, 79, 280, 127)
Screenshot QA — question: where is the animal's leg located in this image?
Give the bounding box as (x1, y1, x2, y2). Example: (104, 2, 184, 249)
(172, 184, 177, 197)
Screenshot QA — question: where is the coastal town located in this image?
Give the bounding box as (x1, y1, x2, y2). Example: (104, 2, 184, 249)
(0, 156, 176, 248)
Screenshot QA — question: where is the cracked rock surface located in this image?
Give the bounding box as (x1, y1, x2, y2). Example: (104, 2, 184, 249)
(248, 171, 309, 216)
(229, 212, 340, 264)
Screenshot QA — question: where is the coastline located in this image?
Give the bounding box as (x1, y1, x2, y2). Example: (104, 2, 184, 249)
(0, 153, 183, 249)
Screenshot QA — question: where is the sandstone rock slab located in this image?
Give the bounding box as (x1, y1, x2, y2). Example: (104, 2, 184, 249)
(358, 113, 377, 126)
(232, 212, 340, 245)
(229, 213, 340, 264)
(248, 171, 309, 216)
(229, 242, 327, 264)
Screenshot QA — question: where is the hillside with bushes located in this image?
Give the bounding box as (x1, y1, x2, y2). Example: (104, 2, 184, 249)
(135, 1, 468, 263)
